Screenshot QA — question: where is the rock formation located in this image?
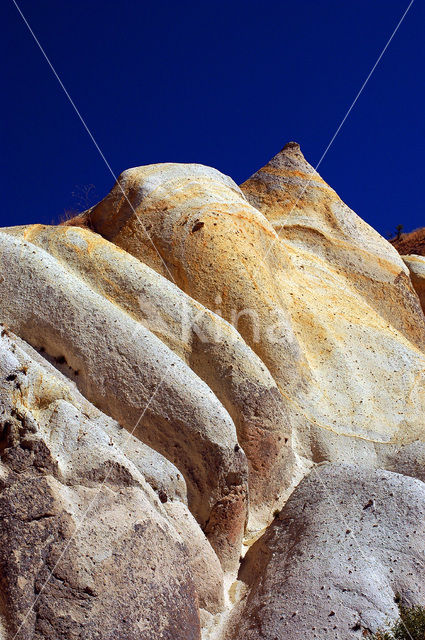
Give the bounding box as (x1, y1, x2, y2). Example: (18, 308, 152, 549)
(224, 465, 425, 640)
(1, 143, 424, 639)
(402, 255, 425, 315)
(389, 226, 425, 326)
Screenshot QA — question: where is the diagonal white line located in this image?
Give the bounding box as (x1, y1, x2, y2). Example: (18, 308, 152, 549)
(9, 3, 417, 640)
(11, 361, 173, 640)
(12, 0, 177, 287)
(262, 0, 415, 262)
(259, 5, 417, 637)
(315, 0, 415, 178)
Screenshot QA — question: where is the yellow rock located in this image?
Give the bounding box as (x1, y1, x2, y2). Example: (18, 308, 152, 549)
(2, 223, 294, 532)
(82, 150, 425, 476)
(2, 144, 425, 639)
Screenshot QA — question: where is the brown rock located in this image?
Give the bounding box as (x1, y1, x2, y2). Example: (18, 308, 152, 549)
(390, 227, 425, 256)
(402, 254, 425, 314)
(0, 329, 202, 639)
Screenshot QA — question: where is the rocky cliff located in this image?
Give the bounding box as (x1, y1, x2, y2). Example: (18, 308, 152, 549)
(1, 143, 424, 639)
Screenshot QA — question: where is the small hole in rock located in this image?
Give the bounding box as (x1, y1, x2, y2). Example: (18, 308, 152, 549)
(0, 422, 11, 454)
(191, 221, 204, 233)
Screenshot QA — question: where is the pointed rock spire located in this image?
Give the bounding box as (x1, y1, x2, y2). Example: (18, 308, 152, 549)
(240, 141, 327, 221)
(280, 140, 303, 156)
(240, 142, 425, 349)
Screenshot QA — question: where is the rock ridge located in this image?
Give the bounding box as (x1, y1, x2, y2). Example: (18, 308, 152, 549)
(0, 144, 424, 639)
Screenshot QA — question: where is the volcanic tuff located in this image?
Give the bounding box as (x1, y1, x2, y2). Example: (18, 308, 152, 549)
(402, 254, 425, 315)
(0, 143, 424, 639)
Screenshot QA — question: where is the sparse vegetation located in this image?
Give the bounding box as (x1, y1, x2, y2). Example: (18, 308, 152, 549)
(59, 210, 93, 229)
(369, 603, 425, 639)
(57, 209, 78, 224)
(389, 226, 425, 256)
(395, 224, 404, 241)
(57, 184, 97, 227)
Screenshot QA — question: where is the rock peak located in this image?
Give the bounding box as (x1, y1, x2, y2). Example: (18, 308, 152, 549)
(2, 144, 425, 640)
(271, 141, 306, 167)
(282, 141, 301, 152)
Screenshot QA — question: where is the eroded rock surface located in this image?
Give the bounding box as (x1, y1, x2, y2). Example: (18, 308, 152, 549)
(0, 230, 248, 571)
(402, 254, 425, 314)
(1, 144, 425, 639)
(81, 148, 425, 477)
(0, 328, 204, 639)
(1, 223, 293, 532)
(225, 465, 425, 640)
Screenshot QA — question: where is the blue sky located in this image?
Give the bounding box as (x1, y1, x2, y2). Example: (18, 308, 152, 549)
(1, 0, 424, 237)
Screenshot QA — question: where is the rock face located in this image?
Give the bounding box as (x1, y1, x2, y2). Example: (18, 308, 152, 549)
(80, 146, 425, 476)
(241, 143, 425, 349)
(0, 143, 425, 639)
(224, 465, 425, 640)
(402, 255, 425, 314)
(0, 328, 203, 639)
(1, 223, 292, 533)
(0, 229, 248, 572)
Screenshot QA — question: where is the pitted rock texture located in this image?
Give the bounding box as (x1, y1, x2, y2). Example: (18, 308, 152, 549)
(1, 223, 292, 532)
(241, 143, 425, 346)
(224, 465, 425, 640)
(1, 143, 425, 639)
(81, 147, 425, 475)
(0, 328, 204, 639)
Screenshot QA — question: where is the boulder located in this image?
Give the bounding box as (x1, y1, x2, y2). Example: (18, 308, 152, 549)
(225, 465, 425, 640)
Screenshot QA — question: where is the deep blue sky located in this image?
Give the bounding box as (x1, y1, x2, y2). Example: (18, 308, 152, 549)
(1, 0, 424, 237)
